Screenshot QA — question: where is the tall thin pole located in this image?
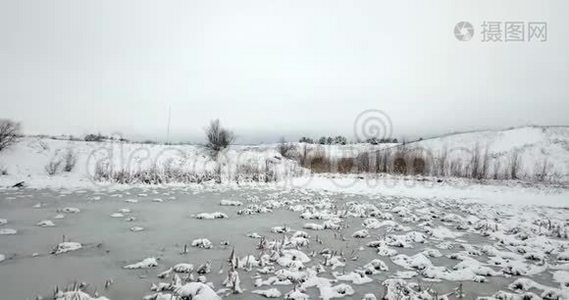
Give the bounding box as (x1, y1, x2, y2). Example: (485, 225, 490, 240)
(166, 105, 171, 144)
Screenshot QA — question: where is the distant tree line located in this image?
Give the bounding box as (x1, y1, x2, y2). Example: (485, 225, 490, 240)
(364, 137, 398, 145)
(298, 136, 398, 145)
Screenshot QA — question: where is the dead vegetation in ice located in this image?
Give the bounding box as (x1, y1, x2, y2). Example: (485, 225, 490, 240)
(21, 188, 569, 299)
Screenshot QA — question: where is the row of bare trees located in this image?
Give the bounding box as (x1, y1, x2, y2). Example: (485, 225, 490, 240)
(278, 142, 551, 182)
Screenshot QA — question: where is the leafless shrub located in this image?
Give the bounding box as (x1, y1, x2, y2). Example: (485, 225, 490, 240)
(392, 155, 407, 174)
(45, 159, 62, 176)
(479, 147, 490, 180)
(93, 162, 220, 185)
(379, 150, 390, 173)
(92, 156, 287, 185)
(63, 150, 77, 172)
(436, 145, 448, 177)
(305, 148, 330, 173)
(277, 137, 297, 159)
(225, 159, 281, 183)
(470, 144, 481, 179)
(0, 119, 21, 152)
(535, 158, 550, 182)
(492, 160, 502, 180)
(334, 157, 356, 173)
(507, 151, 522, 180)
(298, 144, 309, 167)
(449, 159, 464, 177)
(204, 119, 235, 155)
(469, 144, 489, 180)
(355, 152, 372, 173)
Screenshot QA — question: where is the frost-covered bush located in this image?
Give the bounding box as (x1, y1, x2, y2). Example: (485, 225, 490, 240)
(0, 119, 20, 152)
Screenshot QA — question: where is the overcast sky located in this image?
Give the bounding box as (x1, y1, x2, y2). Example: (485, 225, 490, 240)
(1, 1, 568, 143)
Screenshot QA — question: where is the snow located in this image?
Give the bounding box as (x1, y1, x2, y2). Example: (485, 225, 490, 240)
(1, 126, 569, 190)
(0, 136, 303, 188)
(175, 282, 220, 299)
(54, 290, 110, 300)
(172, 263, 194, 273)
(59, 207, 80, 213)
(0, 228, 17, 235)
(130, 226, 144, 232)
(191, 238, 213, 249)
(2, 130, 569, 299)
(352, 229, 369, 238)
(195, 212, 228, 220)
(220, 199, 243, 206)
(123, 257, 158, 269)
(37, 219, 55, 227)
(553, 270, 569, 285)
(51, 242, 82, 255)
(252, 288, 282, 298)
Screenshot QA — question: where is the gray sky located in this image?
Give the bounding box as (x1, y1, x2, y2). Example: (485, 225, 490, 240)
(1, 0, 568, 143)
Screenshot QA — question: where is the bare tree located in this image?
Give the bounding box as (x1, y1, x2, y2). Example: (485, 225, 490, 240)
(0, 119, 21, 152)
(204, 119, 235, 154)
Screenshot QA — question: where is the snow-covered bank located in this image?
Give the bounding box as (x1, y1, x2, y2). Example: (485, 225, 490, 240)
(0, 137, 304, 188)
(0, 126, 568, 189)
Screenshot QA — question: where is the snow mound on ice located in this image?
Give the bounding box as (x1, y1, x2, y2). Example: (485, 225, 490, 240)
(195, 212, 228, 220)
(51, 242, 82, 254)
(123, 257, 158, 269)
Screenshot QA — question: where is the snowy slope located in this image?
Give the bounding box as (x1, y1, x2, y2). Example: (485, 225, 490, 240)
(0, 137, 304, 188)
(411, 126, 569, 181)
(0, 126, 568, 188)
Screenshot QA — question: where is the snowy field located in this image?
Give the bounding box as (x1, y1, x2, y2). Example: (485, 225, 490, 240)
(1, 182, 569, 299)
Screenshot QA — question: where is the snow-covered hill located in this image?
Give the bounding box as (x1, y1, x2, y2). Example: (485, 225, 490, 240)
(0, 126, 568, 188)
(409, 126, 569, 182)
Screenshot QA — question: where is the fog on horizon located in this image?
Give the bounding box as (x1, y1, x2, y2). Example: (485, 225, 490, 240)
(1, 0, 568, 144)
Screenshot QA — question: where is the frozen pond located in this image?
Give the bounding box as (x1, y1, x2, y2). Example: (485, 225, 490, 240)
(1, 185, 569, 299)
